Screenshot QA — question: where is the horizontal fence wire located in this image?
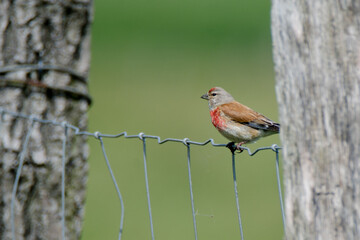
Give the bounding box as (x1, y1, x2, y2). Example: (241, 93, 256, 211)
(0, 107, 285, 240)
(0, 64, 87, 83)
(0, 64, 92, 104)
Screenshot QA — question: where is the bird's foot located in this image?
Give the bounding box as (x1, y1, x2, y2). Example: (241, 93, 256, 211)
(235, 142, 245, 153)
(226, 142, 244, 154)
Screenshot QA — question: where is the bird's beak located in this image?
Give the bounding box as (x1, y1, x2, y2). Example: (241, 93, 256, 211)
(201, 93, 209, 100)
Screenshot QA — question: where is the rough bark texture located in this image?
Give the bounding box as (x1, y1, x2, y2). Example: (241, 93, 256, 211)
(271, 0, 360, 239)
(0, 0, 92, 239)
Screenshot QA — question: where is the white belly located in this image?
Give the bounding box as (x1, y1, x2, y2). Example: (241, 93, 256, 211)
(217, 122, 262, 143)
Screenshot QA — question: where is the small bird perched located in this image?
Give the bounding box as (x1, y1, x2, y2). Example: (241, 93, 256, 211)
(201, 87, 279, 150)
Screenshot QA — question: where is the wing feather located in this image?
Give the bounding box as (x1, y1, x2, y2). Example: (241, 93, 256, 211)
(218, 102, 280, 132)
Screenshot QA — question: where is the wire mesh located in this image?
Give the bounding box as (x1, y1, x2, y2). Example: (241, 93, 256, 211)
(0, 107, 285, 240)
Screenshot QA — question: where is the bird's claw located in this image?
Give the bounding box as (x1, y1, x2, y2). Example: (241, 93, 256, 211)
(236, 142, 245, 153)
(226, 142, 243, 154)
(236, 147, 244, 153)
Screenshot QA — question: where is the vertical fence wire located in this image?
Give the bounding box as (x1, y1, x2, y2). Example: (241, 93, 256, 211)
(231, 152, 245, 240)
(140, 134, 155, 240)
(0, 110, 4, 133)
(61, 123, 68, 240)
(11, 117, 35, 240)
(274, 146, 286, 235)
(184, 141, 198, 240)
(96, 133, 125, 240)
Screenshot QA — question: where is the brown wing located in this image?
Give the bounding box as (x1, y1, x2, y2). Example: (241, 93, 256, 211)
(218, 102, 280, 132)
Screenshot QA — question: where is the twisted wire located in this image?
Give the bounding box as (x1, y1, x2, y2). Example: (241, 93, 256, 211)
(0, 107, 285, 240)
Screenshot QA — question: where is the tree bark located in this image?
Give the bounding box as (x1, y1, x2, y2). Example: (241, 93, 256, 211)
(271, 0, 360, 239)
(0, 1, 92, 239)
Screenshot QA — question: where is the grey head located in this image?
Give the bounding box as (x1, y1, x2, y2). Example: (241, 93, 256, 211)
(201, 87, 235, 109)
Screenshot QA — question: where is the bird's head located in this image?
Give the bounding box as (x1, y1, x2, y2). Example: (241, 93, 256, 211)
(201, 87, 234, 109)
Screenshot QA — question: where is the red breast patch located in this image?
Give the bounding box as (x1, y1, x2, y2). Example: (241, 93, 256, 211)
(210, 108, 225, 130)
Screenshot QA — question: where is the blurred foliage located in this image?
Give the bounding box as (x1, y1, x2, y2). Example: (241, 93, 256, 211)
(82, 0, 283, 239)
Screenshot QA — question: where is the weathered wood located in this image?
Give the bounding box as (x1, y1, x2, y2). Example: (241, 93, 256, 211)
(271, 0, 360, 239)
(0, 0, 92, 239)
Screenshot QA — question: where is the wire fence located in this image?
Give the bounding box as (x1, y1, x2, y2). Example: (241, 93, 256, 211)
(0, 107, 285, 240)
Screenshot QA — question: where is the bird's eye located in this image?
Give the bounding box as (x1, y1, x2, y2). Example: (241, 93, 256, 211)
(211, 93, 217, 96)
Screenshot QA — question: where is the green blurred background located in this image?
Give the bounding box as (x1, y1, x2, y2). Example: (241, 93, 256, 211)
(82, 0, 282, 239)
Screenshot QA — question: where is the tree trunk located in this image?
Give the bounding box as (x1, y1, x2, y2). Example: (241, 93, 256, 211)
(0, 1, 92, 239)
(271, 1, 360, 239)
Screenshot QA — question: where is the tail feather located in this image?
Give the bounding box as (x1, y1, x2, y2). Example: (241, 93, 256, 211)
(269, 122, 280, 133)
(244, 122, 280, 133)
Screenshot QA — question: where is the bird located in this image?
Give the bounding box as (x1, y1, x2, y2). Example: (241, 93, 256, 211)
(201, 87, 279, 151)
